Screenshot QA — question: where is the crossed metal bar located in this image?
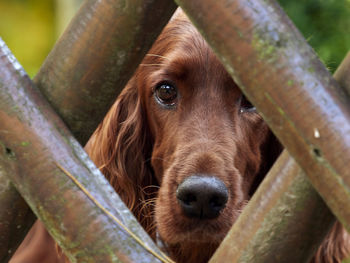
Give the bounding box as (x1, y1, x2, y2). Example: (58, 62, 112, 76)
(0, 0, 349, 262)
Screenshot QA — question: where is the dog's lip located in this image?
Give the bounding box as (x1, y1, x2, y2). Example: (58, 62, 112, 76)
(159, 227, 227, 245)
(157, 217, 230, 245)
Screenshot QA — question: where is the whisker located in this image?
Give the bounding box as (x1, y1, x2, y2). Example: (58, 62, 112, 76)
(146, 54, 171, 61)
(142, 185, 160, 190)
(146, 222, 157, 233)
(139, 63, 165, 67)
(140, 185, 160, 196)
(141, 198, 156, 205)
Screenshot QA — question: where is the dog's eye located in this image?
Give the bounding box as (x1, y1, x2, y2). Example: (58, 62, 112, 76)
(155, 82, 178, 107)
(239, 94, 256, 113)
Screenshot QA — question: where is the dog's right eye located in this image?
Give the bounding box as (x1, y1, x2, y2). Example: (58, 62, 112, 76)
(239, 94, 256, 113)
(154, 82, 178, 107)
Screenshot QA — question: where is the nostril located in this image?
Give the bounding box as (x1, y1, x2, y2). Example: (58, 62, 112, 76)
(210, 194, 226, 210)
(181, 193, 197, 206)
(176, 175, 228, 219)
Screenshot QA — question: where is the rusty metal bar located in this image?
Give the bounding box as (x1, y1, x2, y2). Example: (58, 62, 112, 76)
(0, 40, 37, 262)
(35, 0, 176, 146)
(0, 158, 35, 261)
(334, 52, 350, 96)
(209, 52, 350, 262)
(211, 152, 333, 262)
(0, 0, 176, 260)
(0, 40, 173, 263)
(175, 0, 350, 232)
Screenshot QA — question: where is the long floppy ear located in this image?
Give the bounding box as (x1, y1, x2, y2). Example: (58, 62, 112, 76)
(249, 130, 283, 196)
(312, 221, 350, 263)
(85, 78, 156, 233)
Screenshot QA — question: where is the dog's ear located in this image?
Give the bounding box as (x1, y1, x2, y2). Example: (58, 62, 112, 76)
(311, 221, 350, 263)
(85, 78, 156, 233)
(249, 129, 283, 196)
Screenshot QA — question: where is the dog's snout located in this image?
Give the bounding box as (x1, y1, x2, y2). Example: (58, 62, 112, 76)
(176, 175, 228, 219)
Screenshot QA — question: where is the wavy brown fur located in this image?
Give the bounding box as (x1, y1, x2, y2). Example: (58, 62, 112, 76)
(10, 8, 350, 263)
(312, 221, 350, 263)
(85, 78, 157, 237)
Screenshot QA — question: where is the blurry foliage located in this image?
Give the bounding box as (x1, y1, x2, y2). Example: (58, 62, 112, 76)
(0, 0, 55, 77)
(278, 0, 350, 73)
(0, 0, 349, 76)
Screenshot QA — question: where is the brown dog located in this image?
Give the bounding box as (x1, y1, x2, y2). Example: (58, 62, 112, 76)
(11, 9, 349, 263)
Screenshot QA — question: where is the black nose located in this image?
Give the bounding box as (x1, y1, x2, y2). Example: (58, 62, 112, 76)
(176, 175, 228, 219)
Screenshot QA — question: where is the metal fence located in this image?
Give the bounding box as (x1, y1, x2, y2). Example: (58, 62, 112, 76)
(1, 0, 350, 262)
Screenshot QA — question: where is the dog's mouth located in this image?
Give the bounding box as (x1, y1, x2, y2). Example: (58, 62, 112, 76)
(155, 201, 242, 245)
(182, 218, 231, 242)
(157, 219, 229, 245)
(155, 220, 226, 263)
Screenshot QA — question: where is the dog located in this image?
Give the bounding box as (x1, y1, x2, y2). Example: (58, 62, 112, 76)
(10, 9, 349, 263)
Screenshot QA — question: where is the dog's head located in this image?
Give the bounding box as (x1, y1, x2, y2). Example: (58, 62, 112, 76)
(86, 10, 281, 263)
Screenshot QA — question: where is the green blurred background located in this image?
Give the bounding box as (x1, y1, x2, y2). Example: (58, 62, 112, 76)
(0, 0, 82, 76)
(0, 0, 349, 77)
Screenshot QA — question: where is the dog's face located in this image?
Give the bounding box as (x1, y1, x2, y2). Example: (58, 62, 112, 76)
(133, 13, 271, 249)
(83, 10, 345, 263)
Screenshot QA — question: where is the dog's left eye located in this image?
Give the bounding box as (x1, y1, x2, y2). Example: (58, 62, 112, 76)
(239, 94, 256, 113)
(154, 82, 178, 107)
